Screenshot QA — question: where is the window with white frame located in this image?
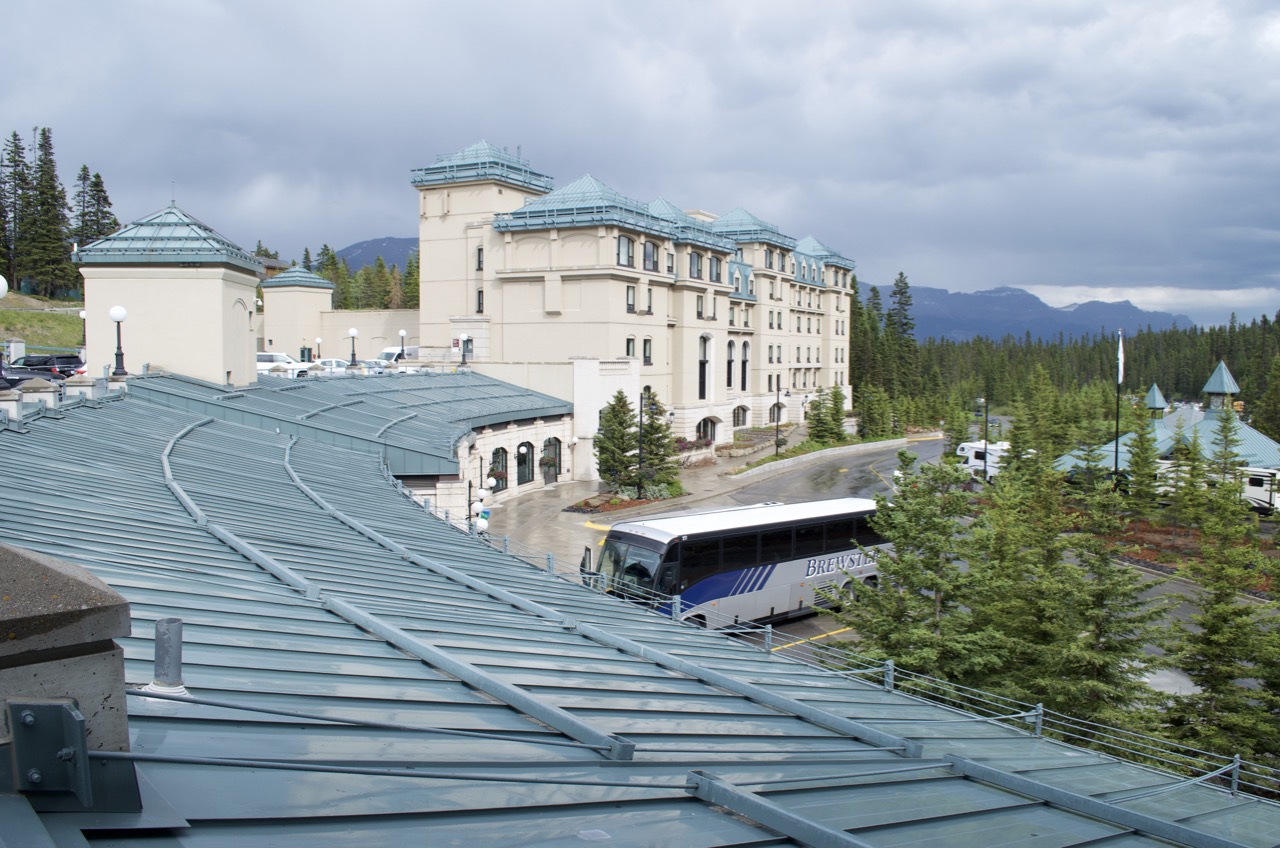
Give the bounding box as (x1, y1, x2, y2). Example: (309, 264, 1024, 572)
(626, 337, 636, 357)
(690, 251, 703, 279)
(696, 295, 705, 318)
(617, 235, 634, 267)
(643, 337, 652, 365)
(765, 248, 774, 269)
(666, 252, 674, 274)
(626, 285, 636, 313)
(709, 255, 722, 282)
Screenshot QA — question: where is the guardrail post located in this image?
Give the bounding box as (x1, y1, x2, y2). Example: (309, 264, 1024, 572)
(764, 624, 773, 652)
(502, 535, 510, 555)
(671, 594, 681, 620)
(1231, 754, 1241, 795)
(1033, 703, 1044, 737)
(443, 509, 449, 525)
(883, 659, 895, 691)
(546, 553, 555, 577)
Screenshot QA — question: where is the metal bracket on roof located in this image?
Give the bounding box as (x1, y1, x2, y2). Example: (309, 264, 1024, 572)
(685, 770, 876, 847)
(6, 700, 93, 806)
(0, 409, 29, 433)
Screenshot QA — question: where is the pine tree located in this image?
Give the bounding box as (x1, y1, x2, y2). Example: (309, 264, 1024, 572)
(825, 451, 991, 680)
(387, 263, 404, 310)
(1124, 412, 1161, 520)
(1252, 354, 1280, 442)
(636, 390, 678, 496)
(367, 256, 392, 308)
(71, 164, 92, 245)
(594, 390, 638, 492)
(1, 131, 30, 287)
(402, 250, 420, 309)
(23, 128, 75, 297)
(1165, 426, 1208, 537)
(301, 247, 313, 271)
(1164, 408, 1280, 758)
(87, 172, 118, 239)
(807, 387, 842, 444)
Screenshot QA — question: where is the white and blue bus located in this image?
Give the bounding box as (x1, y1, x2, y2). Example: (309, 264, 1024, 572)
(596, 498, 887, 627)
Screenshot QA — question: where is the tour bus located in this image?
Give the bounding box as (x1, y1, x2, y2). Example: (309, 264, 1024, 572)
(594, 498, 887, 627)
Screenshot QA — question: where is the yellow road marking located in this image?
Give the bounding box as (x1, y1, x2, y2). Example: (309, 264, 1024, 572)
(584, 520, 611, 531)
(772, 626, 853, 651)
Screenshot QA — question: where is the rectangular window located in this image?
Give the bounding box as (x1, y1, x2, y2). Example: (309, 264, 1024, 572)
(709, 256, 722, 282)
(690, 252, 703, 279)
(617, 235, 635, 267)
(643, 338, 652, 365)
(729, 306, 736, 327)
(765, 248, 774, 270)
(666, 252, 674, 274)
(696, 295, 705, 319)
(476, 289, 484, 314)
(476, 246, 484, 271)
(626, 285, 636, 313)
(625, 337, 636, 357)
(646, 288, 653, 313)
(643, 241, 659, 272)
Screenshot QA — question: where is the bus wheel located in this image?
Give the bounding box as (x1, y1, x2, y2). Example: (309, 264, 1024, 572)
(863, 575, 879, 590)
(689, 614, 707, 629)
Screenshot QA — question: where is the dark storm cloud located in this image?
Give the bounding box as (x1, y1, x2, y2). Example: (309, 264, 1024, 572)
(5, 0, 1277, 324)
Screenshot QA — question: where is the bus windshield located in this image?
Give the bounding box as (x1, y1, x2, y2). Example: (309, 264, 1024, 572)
(598, 537, 663, 596)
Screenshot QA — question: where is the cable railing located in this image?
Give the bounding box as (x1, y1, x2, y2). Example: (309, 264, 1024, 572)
(410, 492, 1280, 802)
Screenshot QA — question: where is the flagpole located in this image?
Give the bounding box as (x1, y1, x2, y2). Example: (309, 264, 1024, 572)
(1114, 330, 1123, 487)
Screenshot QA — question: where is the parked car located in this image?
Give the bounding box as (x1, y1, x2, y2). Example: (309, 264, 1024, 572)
(312, 358, 352, 375)
(256, 352, 309, 378)
(0, 362, 67, 389)
(360, 359, 387, 375)
(9, 354, 87, 377)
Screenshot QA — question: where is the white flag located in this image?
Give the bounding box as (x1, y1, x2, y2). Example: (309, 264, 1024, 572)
(1117, 330, 1124, 385)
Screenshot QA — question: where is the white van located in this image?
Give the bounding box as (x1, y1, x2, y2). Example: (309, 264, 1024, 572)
(377, 346, 420, 373)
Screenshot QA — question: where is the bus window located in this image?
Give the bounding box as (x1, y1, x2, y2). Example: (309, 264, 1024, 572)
(680, 538, 720, 590)
(822, 519, 855, 553)
(760, 527, 792, 563)
(854, 517, 886, 547)
(598, 537, 662, 594)
(795, 523, 824, 558)
(722, 532, 759, 569)
(656, 564, 678, 594)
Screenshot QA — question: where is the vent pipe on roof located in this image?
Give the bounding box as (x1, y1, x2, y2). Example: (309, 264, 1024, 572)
(142, 617, 188, 697)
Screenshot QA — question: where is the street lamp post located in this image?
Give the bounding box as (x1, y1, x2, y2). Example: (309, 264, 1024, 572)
(109, 305, 128, 376)
(398, 329, 407, 359)
(775, 386, 781, 456)
(347, 327, 358, 366)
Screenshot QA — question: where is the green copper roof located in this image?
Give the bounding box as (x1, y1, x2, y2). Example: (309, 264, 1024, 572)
(73, 203, 263, 274)
(710, 207, 797, 250)
(260, 265, 335, 290)
(795, 234, 856, 271)
(1144, 384, 1169, 411)
(1202, 361, 1240, 396)
(410, 140, 554, 193)
(496, 175, 742, 256)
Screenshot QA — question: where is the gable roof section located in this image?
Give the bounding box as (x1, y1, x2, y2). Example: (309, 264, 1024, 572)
(74, 202, 263, 275)
(4, 395, 1280, 844)
(127, 371, 572, 476)
(410, 140, 554, 193)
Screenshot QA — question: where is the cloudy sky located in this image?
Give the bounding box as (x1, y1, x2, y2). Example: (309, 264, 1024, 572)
(6, 0, 1279, 326)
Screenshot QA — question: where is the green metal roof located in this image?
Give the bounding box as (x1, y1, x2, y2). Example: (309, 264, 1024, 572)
(1145, 384, 1169, 411)
(4, 392, 1280, 845)
(410, 140, 554, 193)
(796, 234, 857, 271)
(73, 202, 263, 274)
(259, 265, 335, 290)
(648, 197, 738, 253)
(1203, 361, 1241, 396)
(127, 371, 572, 476)
(710, 207, 798, 250)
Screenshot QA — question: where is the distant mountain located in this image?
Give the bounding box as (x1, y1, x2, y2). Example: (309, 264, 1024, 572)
(873, 285, 1193, 342)
(335, 237, 417, 271)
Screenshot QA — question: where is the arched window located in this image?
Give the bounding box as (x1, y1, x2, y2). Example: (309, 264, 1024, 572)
(726, 340, 735, 388)
(698, 335, 710, 400)
(516, 442, 535, 485)
(541, 437, 562, 476)
(740, 341, 750, 391)
(733, 406, 749, 427)
(617, 235, 634, 267)
(696, 417, 717, 444)
(490, 448, 509, 492)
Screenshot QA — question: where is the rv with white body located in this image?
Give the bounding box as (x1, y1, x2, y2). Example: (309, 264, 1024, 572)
(955, 440, 1011, 482)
